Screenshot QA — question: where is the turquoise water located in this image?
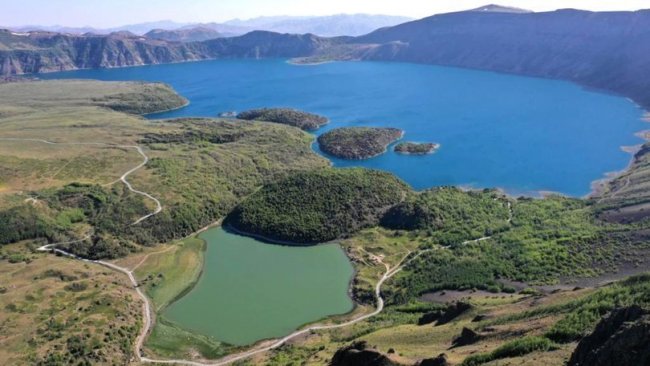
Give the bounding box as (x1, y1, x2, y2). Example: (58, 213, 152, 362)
(163, 228, 354, 345)
(43, 59, 646, 196)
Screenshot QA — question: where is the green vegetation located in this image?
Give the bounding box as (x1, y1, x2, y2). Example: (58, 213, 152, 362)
(385, 195, 641, 303)
(544, 274, 650, 343)
(0, 183, 149, 259)
(145, 318, 231, 360)
(317, 127, 403, 160)
(0, 205, 53, 245)
(381, 187, 511, 245)
(461, 336, 558, 366)
(0, 243, 142, 365)
(226, 168, 408, 244)
(135, 238, 205, 311)
(237, 108, 328, 130)
(394, 142, 439, 155)
(0, 80, 327, 259)
(132, 118, 328, 247)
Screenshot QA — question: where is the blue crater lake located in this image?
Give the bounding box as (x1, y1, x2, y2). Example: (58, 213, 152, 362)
(43, 59, 647, 196)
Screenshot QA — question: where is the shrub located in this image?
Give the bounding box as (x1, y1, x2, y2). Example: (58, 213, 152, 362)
(462, 336, 557, 365)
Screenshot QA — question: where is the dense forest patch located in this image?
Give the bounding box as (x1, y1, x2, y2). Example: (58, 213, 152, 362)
(381, 187, 511, 245)
(226, 168, 409, 244)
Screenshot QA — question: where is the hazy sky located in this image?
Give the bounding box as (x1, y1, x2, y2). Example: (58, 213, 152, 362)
(2, 0, 649, 28)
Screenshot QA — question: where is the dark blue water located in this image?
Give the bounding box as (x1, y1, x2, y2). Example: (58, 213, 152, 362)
(43, 59, 646, 196)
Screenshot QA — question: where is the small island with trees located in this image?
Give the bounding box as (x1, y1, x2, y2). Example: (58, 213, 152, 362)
(394, 142, 440, 155)
(317, 127, 403, 160)
(237, 108, 328, 131)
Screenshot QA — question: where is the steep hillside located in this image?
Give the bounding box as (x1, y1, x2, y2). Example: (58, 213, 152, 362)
(0, 29, 338, 74)
(352, 9, 650, 109)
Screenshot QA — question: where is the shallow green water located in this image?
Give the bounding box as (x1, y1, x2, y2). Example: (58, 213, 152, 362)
(162, 228, 354, 346)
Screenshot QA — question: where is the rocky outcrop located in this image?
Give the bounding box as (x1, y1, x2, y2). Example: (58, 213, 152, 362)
(416, 354, 449, 366)
(330, 341, 399, 366)
(437, 301, 473, 326)
(417, 311, 442, 325)
(452, 327, 482, 347)
(568, 306, 650, 366)
(417, 302, 474, 326)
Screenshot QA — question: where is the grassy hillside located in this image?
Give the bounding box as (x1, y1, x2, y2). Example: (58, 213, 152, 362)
(0, 81, 327, 258)
(385, 195, 645, 303)
(0, 243, 142, 365)
(226, 168, 409, 244)
(0, 80, 187, 115)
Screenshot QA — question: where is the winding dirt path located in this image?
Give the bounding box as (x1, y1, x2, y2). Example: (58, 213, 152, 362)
(1, 137, 160, 362)
(0, 138, 162, 219)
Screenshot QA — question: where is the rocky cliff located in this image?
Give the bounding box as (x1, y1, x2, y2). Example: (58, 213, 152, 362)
(568, 305, 650, 366)
(0, 29, 338, 75)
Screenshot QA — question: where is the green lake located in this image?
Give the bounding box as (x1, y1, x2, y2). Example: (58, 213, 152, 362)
(162, 228, 355, 346)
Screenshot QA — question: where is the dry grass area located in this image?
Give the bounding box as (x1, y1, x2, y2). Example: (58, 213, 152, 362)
(355, 291, 576, 364)
(0, 80, 185, 207)
(0, 243, 142, 365)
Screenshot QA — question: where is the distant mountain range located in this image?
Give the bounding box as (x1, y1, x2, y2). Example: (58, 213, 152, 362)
(145, 27, 222, 42)
(4, 14, 412, 38)
(221, 14, 413, 36)
(2, 6, 650, 110)
(6, 20, 192, 36)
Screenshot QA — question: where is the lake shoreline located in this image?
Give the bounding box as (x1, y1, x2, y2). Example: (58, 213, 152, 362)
(588, 109, 650, 199)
